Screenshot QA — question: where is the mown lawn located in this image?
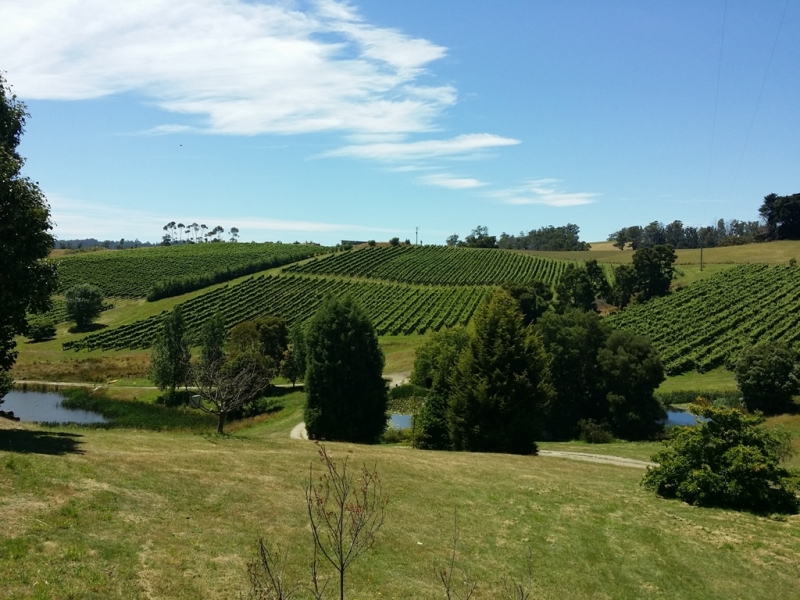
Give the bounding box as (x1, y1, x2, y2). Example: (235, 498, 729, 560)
(1, 393, 799, 599)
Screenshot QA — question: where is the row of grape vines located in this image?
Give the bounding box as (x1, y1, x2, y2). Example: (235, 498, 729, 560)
(607, 265, 800, 375)
(57, 242, 328, 298)
(63, 275, 490, 351)
(284, 245, 578, 286)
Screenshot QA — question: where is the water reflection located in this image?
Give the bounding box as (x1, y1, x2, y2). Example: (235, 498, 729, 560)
(1, 391, 107, 424)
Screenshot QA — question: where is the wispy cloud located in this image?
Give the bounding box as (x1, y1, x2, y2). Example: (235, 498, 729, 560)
(418, 173, 487, 189)
(47, 195, 392, 241)
(0, 0, 453, 136)
(488, 179, 599, 207)
(324, 133, 520, 161)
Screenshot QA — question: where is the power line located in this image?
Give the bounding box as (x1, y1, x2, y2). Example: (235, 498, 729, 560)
(728, 0, 790, 194)
(705, 0, 727, 203)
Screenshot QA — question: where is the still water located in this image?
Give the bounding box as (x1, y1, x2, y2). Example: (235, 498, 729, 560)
(665, 409, 707, 427)
(1, 391, 107, 424)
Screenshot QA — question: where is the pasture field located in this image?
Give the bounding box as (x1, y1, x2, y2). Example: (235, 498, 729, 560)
(283, 245, 600, 286)
(2, 392, 800, 600)
(56, 242, 328, 298)
(608, 264, 800, 375)
(522, 239, 800, 266)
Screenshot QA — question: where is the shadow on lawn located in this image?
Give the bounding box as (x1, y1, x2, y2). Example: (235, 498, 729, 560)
(0, 429, 84, 455)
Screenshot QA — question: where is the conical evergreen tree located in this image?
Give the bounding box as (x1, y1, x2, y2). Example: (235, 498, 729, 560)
(304, 296, 387, 443)
(448, 289, 552, 454)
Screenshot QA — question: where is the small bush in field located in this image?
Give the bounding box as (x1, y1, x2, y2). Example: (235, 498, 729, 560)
(642, 404, 800, 514)
(578, 419, 614, 444)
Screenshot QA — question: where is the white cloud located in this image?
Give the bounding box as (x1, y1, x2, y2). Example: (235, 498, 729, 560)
(418, 173, 487, 189)
(0, 0, 453, 135)
(324, 133, 521, 161)
(47, 195, 391, 241)
(489, 179, 599, 207)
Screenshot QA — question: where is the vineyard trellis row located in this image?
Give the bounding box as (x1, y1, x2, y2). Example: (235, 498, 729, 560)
(607, 264, 800, 375)
(57, 242, 329, 298)
(283, 245, 580, 287)
(63, 275, 491, 352)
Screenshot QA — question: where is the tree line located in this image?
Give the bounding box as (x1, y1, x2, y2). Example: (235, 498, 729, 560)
(161, 221, 240, 245)
(446, 223, 590, 251)
(608, 192, 800, 250)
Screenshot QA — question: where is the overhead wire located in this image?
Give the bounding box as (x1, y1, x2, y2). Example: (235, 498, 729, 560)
(728, 0, 790, 194)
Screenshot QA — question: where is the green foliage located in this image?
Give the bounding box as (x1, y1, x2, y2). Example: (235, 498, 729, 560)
(149, 306, 191, 398)
(632, 245, 677, 301)
(642, 405, 800, 514)
(280, 320, 307, 386)
(498, 223, 589, 251)
(304, 296, 388, 443)
(501, 281, 552, 326)
(760, 192, 800, 240)
(286, 245, 578, 288)
(537, 310, 665, 440)
(554, 263, 597, 312)
(64, 275, 489, 351)
(537, 309, 612, 439)
(25, 319, 56, 342)
(607, 265, 800, 375)
(389, 237, 400, 247)
(577, 419, 615, 444)
(655, 390, 743, 410)
(610, 264, 637, 308)
(229, 316, 288, 367)
(0, 74, 58, 397)
(57, 242, 327, 299)
(734, 342, 800, 414)
(448, 289, 552, 454)
(65, 284, 104, 328)
(461, 225, 498, 248)
(599, 330, 666, 440)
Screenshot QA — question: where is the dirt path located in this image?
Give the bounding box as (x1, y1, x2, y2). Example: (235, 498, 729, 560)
(384, 372, 410, 387)
(288, 421, 655, 468)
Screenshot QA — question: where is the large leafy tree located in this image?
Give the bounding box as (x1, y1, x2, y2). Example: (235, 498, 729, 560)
(632, 245, 677, 300)
(536, 309, 612, 439)
(304, 296, 387, 443)
(759, 192, 800, 240)
(149, 306, 191, 400)
(734, 342, 800, 414)
(65, 284, 104, 329)
(191, 313, 272, 433)
(0, 75, 58, 402)
(501, 281, 552, 326)
(598, 330, 666, 439)
(554, 263, 596, 313)
(280, 320, 307, 388)
(448, 289, 551, 454)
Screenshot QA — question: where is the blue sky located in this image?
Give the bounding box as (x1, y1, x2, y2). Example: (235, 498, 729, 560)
(2, 0, 798, 245)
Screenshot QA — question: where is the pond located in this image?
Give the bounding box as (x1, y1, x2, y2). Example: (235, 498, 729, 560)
(664, 409, 708, 427)
(1, 390, 107, 424)
(389, 413, 412, 430)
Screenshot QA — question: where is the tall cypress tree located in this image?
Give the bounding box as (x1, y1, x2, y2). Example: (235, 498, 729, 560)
(304, 296, 387, 443)
(448, 289, 552, 455)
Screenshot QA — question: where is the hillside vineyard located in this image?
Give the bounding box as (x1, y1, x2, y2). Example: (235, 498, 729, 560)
(608, 264, 800, 375)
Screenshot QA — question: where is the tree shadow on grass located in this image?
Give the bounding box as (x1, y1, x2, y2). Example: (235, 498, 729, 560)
(0, 429, 84, 455)
(67, 323, 107, 334)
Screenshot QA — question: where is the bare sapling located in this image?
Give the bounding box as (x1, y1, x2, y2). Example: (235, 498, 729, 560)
(500, 546, 534, 600)
(437, 509, 477, 600)
(305, 442, 387, 600)
(247, 538, 301, 600)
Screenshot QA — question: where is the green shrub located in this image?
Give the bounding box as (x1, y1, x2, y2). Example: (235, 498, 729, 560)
(577, 419, 614, 444)
(642, 404, 800, 514)
(26, 319, 56, 342)
(734, 342, 800, 414)
(655, 390, 742, 409)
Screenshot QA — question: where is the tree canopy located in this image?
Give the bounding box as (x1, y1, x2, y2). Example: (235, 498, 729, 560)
(447, 289, 551, 454)
(759, 192, 800, 240)
(149, 306, 191, 399)
(642, 404, 799, 514)
(65, 284, 104, 329)
(0, 75, 58, 402)
(734, 342, 800, 414)
(498, 223, 590, 251)
(304, 296, 388, 443)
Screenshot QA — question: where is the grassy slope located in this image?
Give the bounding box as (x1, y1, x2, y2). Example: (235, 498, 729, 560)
(1, 396, 798, 599)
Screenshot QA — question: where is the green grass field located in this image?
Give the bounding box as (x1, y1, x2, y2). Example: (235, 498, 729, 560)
(2, 391, 799, 599)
